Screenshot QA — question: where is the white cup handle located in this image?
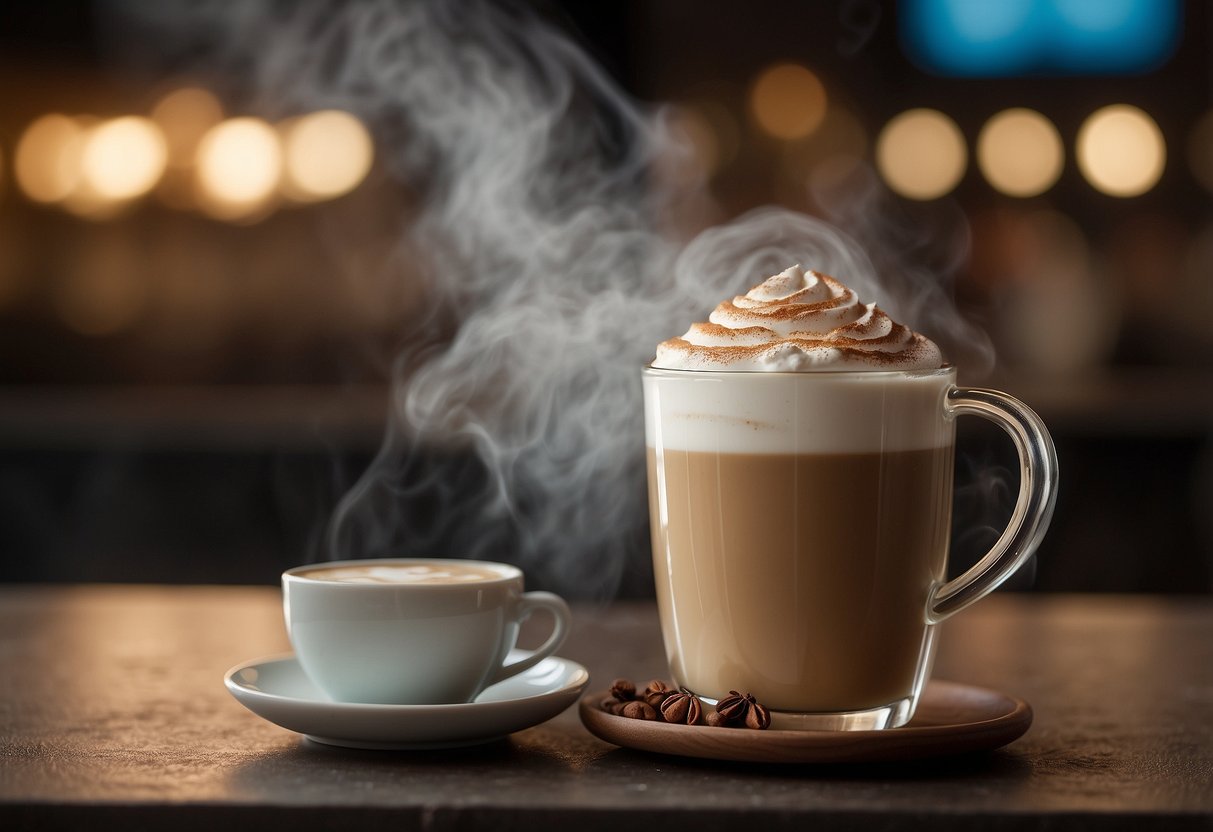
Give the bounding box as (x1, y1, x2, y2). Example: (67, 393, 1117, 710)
(486, 591, 572, 686)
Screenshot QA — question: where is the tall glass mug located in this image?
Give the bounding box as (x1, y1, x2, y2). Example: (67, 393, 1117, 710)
(643, 365, 1057, 730)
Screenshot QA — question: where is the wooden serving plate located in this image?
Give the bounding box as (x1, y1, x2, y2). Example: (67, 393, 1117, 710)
(579, 680, 1031, 764)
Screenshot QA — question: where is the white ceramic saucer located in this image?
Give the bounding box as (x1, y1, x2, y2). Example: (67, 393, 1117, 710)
(225, 650, 589, 750)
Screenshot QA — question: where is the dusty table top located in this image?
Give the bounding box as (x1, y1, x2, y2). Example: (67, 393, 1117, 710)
(0, 585, 1210, 830)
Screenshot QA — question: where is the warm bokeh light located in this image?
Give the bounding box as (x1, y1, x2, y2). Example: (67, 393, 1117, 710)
(195, 117, 282, 218)
(15, 114, 87, 203)
(749, 63, 828, 141)
(1188, 109, 1213, 194)
(875, 108, 967, 200)
(80, 117, 168, 201)
(1076, 104, 1165, 197)
(151, 87, 224, 168)
(281, 110, 374, 201)
(976, 108, 1063, 197)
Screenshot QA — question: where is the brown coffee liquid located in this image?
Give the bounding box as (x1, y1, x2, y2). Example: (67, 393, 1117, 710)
(648, 446, 953, 712)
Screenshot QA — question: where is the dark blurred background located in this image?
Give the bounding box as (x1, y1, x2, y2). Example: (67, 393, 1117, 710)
(0, 0, 1209, 594)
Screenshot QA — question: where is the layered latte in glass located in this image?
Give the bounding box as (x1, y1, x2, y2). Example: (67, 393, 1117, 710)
(644, 266, 1056, 729)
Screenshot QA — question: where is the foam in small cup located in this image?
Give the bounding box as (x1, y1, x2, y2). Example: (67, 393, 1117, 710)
(297, 562, 506, 584)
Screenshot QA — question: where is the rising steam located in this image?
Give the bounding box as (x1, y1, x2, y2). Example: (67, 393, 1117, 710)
(109, 0, 990, 597)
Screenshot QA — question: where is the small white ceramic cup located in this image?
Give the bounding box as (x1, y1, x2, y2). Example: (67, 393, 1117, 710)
(282, 558, 572, 705)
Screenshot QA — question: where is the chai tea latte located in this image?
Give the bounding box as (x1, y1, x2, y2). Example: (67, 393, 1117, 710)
(644, 264, 1056, 729)
(646, 265, 954, 724)
(647, 445, 953, 712)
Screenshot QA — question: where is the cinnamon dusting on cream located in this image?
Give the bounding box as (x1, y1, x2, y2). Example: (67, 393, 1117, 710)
(653, 266, 944, 372)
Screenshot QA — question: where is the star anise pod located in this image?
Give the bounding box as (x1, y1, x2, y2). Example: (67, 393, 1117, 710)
(714, 690, 771, 729)
(609, 678, 637, 701)
(745, 701, 772, 730)
(658, 688, 702, 725)
(715, 690, 753, 723)
(642, 680, 674, 708)
(705, 711, 729, 727)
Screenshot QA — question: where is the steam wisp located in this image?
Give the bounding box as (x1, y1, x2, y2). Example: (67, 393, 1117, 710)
(111, 0, 994, 597)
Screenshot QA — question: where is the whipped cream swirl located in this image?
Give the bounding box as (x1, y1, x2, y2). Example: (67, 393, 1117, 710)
(654, 265, 944, 371)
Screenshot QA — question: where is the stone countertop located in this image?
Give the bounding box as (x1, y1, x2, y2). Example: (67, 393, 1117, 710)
(1, 585, 1210, 830)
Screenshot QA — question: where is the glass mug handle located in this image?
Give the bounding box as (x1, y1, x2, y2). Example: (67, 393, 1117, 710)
(928, 387, 1060, 623)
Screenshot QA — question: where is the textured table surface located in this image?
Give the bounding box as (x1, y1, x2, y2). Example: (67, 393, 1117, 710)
(1, 585, 1210, 830)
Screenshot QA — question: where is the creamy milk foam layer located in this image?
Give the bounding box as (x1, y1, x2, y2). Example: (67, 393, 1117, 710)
(654, 266, 943, 372)
(646, 268, 952, 454)
(300, 563, 507, 584)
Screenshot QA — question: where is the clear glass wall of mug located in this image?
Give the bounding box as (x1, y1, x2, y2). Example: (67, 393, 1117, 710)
(642, 366, 1057, 730)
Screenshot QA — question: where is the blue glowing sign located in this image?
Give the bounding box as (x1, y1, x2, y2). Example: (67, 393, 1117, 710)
(901, 0, 1182, 76)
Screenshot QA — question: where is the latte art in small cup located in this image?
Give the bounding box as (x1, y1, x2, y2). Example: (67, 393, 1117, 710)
(297, 562, 504, 584)
(653, 264, 943, 372)
(644, 266, 1057, 730)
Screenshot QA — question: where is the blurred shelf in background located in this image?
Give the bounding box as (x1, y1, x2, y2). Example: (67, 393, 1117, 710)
(0, 369, 1209, 449)
(993, 368, 1213, 436)
(0, 384, 388, 450)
